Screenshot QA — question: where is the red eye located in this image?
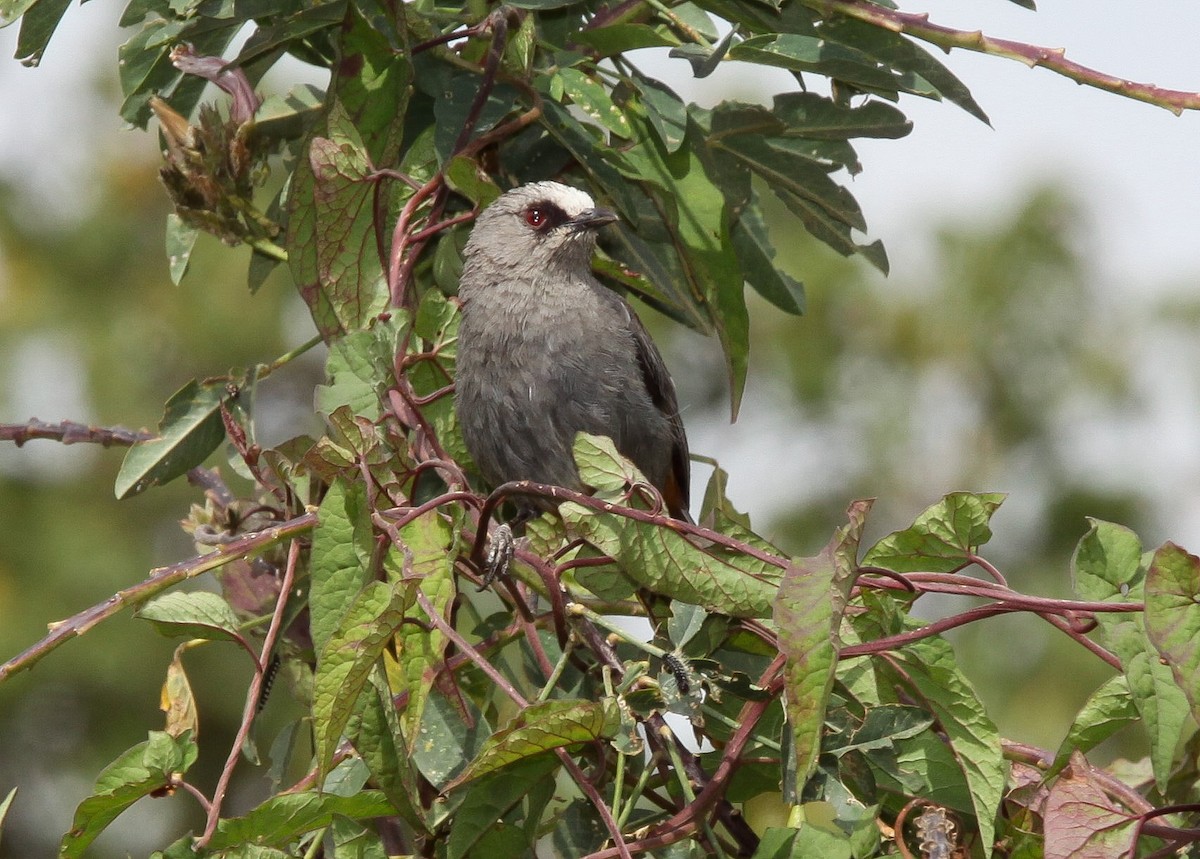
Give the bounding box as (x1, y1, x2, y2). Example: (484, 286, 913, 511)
(524, 207, 546, 228)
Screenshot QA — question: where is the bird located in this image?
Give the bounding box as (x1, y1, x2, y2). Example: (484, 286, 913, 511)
(454, 180, 691, 523)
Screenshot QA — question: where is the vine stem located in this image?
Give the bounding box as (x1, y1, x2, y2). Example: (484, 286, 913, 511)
(806, 0, 1200, 115)
(197, 537, 302, 847)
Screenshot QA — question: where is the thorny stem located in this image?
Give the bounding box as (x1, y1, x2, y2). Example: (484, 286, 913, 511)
(0, 419, 152, 447)
(806, 0, 1200, 115)
(197, 537, 302, 846)
(0, 512, 317, 683)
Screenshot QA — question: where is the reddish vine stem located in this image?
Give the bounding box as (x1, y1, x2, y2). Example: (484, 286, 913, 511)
(198, 537, 302, 847)
(473, 479, 789, 571)
(1127, 803, 1200, 857)
(805, 0, 1200, 115)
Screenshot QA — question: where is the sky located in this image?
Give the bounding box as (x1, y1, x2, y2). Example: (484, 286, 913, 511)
(2, 0, 1200, 544)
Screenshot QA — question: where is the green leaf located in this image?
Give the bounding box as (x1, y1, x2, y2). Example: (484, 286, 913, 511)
(445, 699, 618, 791)
(312, 579, 412, 778)
(308, 477, 376, 652)
(888, 638, 1006, 857)
(234, 0, 346, 68)
(505, 0, 583, 9)
(136, 591, 245, 643)
(1144, 542, 1200, 723)
(557, 67, 633, 139)
(346, 669, 423, 827)
(444, 155, 502, 207)
(412, 690, 491, 789)
(0, 786, 16, 850)
(731, 196, 805, 316)
(165, 213, 199, 285)
(774, 501, 869, 792)
(382, 510, 456, 753)
(115, 378, 230, 499)
(328, 0, 411, 164)
(61, 732, 198, 858)
(565, 434, 782, 616)
(729, 33, 919, 93)
(13, 0, 70, 66)
(446, 756, 560, 859)
(824, 705, 934, 757)
(1050, 675, 1139, 777)
(206, 792, 396, 849)
(668, 28, 733, 79)
(772, 91, 912, 140)
(571, 23, 681, 57)
(433, 75, 520, 163)
(287, 102, 389, 336)
(628, 70, 687, 154)
(1072, 520, 1189, 791)
(776, 186, 889, 274)
(817, 17, 990, 124)
(408, 289, 470, 466)
(0, 0, 39, 29)
(668, 601, 709, 649)
(313, 320, 400, 421)
(753, 825, 853, 859)
(118, 17, 241, 127)
(862, 492, 1006, 573)
(712, 133, 865, 230)
(251, 83, 326, 145)
(620, 115, 750, 414)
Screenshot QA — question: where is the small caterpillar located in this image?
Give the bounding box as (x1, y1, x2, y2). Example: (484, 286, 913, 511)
(256, 653, 282, 713)
(663, 652, 691, 695)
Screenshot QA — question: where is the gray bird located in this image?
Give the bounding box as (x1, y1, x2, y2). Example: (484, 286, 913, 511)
(455, 180, 691, 522)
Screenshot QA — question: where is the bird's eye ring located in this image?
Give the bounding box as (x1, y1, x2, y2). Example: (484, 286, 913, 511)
(524, 207, 546, 228)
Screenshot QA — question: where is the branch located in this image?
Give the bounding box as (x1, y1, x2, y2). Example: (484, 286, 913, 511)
(806, 0, 1200, 115)
(0, 512, 317, 683)
(0, 419, 152, 447)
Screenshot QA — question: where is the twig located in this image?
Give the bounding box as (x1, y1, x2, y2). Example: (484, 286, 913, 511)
(197, 538, 302, 846)
(0, 419, 152, 447)
(806, 0, 1200, 115)
(0, 512, 317, 682)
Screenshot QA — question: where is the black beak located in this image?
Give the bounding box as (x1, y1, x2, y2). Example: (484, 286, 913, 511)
(568, 207, 619, 231)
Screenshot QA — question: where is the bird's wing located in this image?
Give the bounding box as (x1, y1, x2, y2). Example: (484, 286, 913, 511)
(624, 306, 692, 522)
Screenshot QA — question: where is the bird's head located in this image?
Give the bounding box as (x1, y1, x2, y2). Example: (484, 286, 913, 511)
(463, 181, 618, 273)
